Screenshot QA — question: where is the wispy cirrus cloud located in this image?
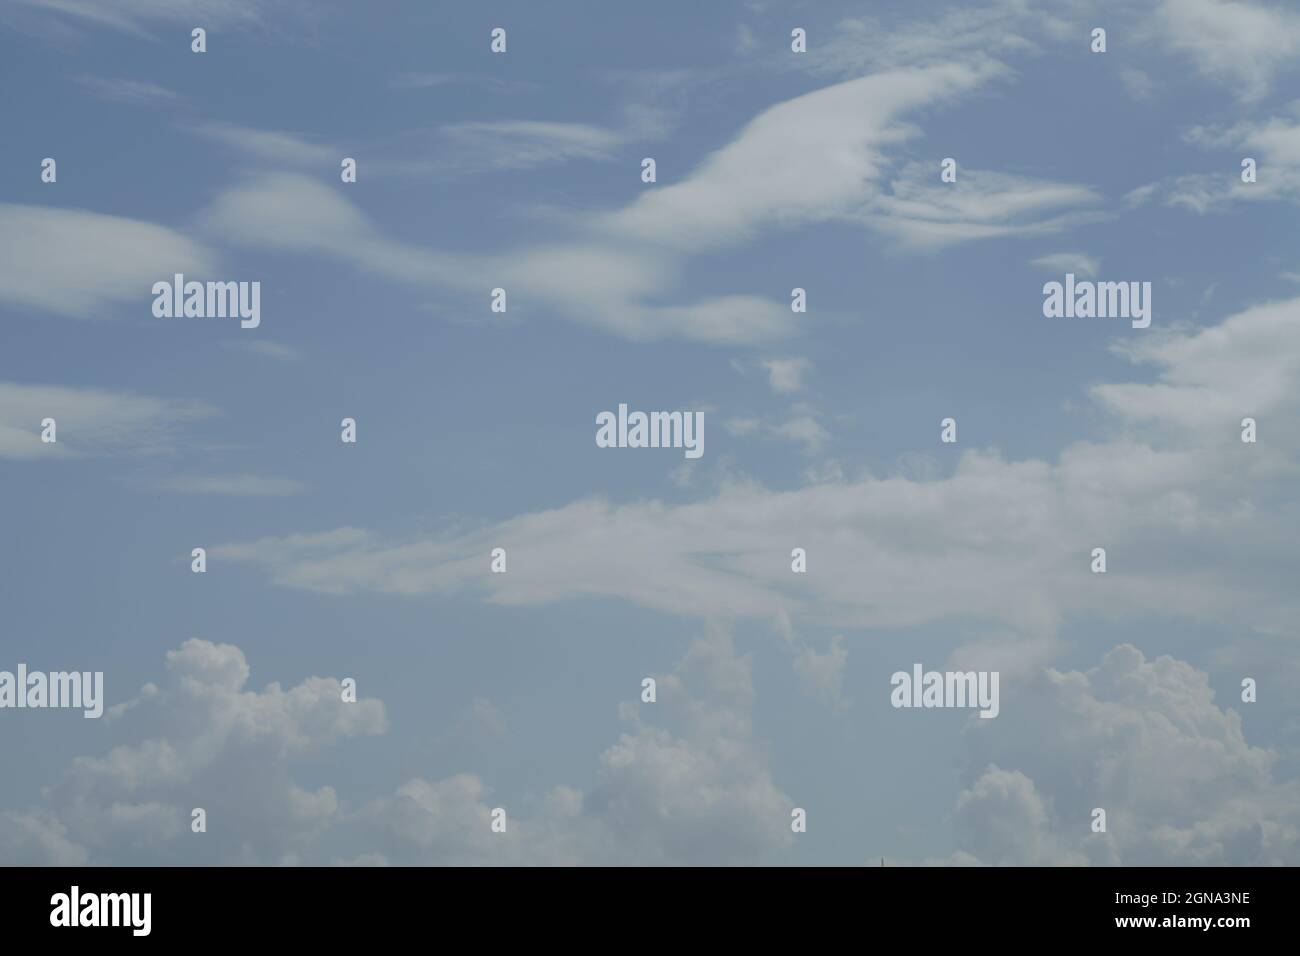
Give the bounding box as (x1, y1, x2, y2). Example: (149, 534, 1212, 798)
(184, 120, 337, 167)
(438, 120, 624, 171)
(154, 473, 306, 496)
(866, 163, 1104, 250)
(11, 0, 272, 38)
(1128, 115, 1300, 213)
(1031, 252, 1100, 278)
(0, 382, 216, 460)
(74, 74, 182, 105)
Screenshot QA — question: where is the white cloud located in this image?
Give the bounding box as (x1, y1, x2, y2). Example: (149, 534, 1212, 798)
(760, 357, 812, 393)
(212, 528, 372, 567)
(806, 2, 1042, 78)
(438, 120, 623, 172)
(0, 810, 90, 866)
(1092, 294, 1300, 434)
(948, 766, 1089, 865)
(1117, 67, 1156, 104)
(793, 634, 849, 707)
(0, 204, 215, 318)
(1152, 0, 1300, 102)
(214, 294, 1300, 642)
(947, 630, 1063, 682)
(212, 439, 1285, 638)
(198, 173, 796, 345)
(185, 121, 337, 166)
(0, 382, 215, 461)
(1030, 251, 1100, 278)
(868, 163, 1103, 250)
(380, 82, 678, 179)
(193, 61, 1100, 345)
(74, 75, 181, 105)
(1123, 111, 1300, 212)
(198, 173, 446, 283)
(599, 62, 1008, 251)
(938, 644, 1300, 864)
(769, 415, 831, 454)
(14, 0, 268, 35)
(16, 636, 1283, 866)
(0, 631, 790, 865)
(154, 473, 306, 496)
(0, 639, 386, 864)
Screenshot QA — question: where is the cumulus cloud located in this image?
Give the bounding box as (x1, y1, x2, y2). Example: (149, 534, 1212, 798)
(948, 767, 1089, 866)
(7, 637, 1291, 866)
(935, 644, 1300, 865)
(350, 627, 791, 865)
(1, 639, 386, 864)
(793, 634, 849, 707)
(0, 631, 791, 865)
(0, 810, 90, 866)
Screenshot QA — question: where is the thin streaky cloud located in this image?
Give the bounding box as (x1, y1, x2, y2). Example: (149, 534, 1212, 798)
(74, 74, 182, 105)
(155, 473, 306, 496)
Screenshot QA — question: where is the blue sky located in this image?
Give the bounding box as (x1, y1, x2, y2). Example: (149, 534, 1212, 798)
(2, 0, 1299, 865)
